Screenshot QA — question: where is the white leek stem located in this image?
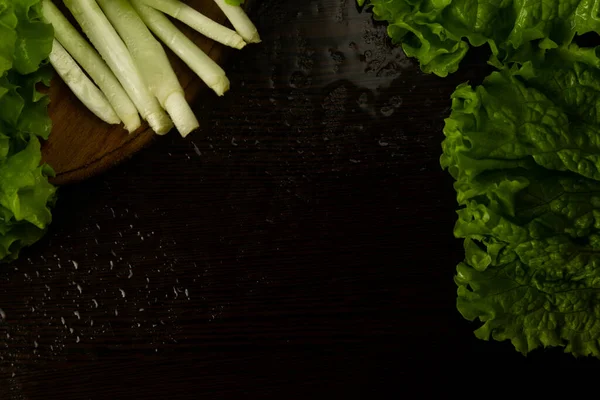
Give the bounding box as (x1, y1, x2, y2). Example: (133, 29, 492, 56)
(139, 0, 246, 49)
(64, 0, 173, 135)
(213, 0, 260, 43)
(97, 0, 198, 137)
(49, 39, 120, 125)
(42, 0, 140, 132)
(131, 0, 230, 96)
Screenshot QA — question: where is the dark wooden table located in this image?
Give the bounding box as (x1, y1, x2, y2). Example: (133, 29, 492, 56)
(1, 1, 597, 398)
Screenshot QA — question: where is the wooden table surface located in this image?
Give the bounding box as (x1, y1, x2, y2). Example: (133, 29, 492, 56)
(1, 1, 597, 398)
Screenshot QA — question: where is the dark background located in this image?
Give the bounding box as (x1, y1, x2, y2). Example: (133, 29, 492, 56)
(0, 0, 596, 398)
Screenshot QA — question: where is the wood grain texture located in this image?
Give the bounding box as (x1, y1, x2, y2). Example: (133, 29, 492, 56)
(2, 1, 598, 399)
(41, 0, 246, 186)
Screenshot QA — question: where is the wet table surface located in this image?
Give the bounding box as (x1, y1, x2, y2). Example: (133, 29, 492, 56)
(1, 1, 597, 398)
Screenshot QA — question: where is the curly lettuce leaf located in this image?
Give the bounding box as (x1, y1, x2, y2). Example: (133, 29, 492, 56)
(0, 1, 18, 75)
(441, 72, 600, 182)
(0, 137, 55, 260)
(359, 0, 600, 77)
(453, 168, 600, 242)
(457, 236, 600, 357)
(12, 0, 53, 75)
(360, 0, 600, 358)
(453, 166, 600, 357)
(442, 44, 600, 185)
(0, 0, 55, 262)
(441, 42, 600, 357)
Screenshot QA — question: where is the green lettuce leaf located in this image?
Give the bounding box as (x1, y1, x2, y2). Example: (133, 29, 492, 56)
(361, 0, 600, 358)
(0, 137, 55, 260)
(457, 235, 600, 357)
(12, 0, 53, 75)
(0, 1, 18, 75)
(0, 0, 55, 262)
(442, 43, 600, 184)
(359, 0, 600, 77)
(454, 168, 600, 243)
(441, 42, 600, 357)
(452, 158, 600, 357)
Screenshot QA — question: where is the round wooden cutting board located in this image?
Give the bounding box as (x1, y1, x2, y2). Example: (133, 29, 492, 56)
(42, 0, 248, 185)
